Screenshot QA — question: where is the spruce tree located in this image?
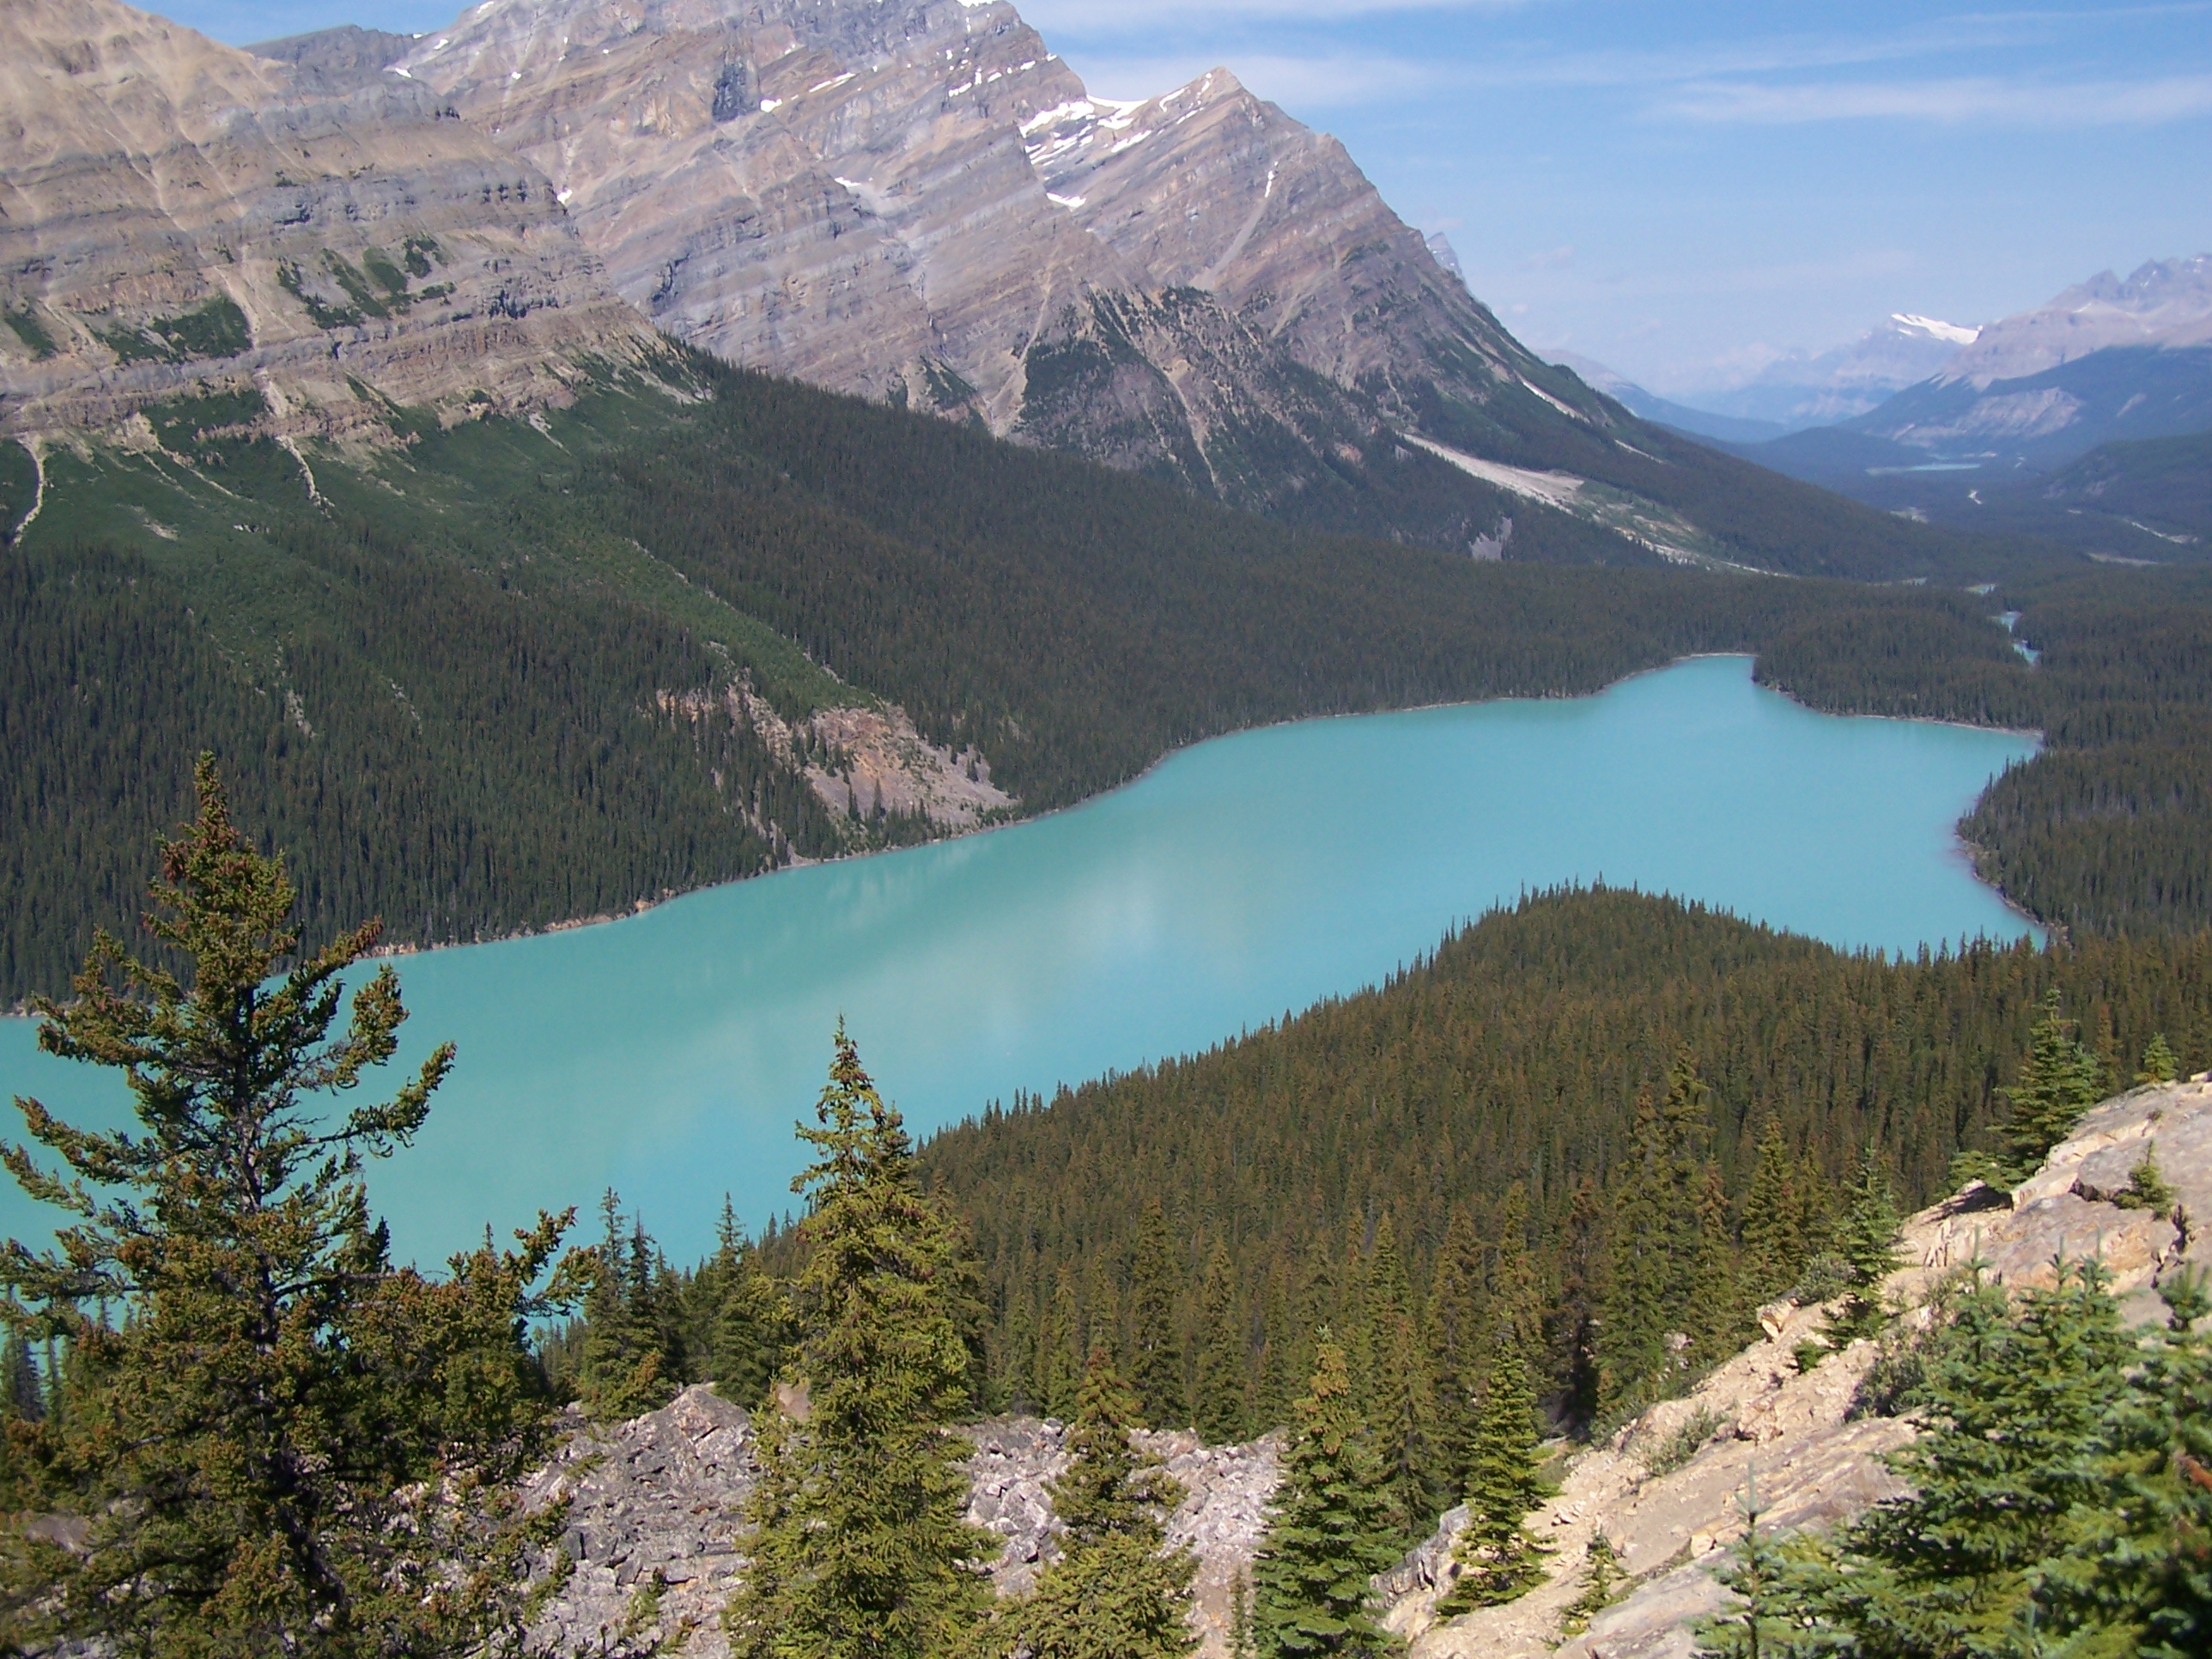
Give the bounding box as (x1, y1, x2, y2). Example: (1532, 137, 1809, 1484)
(1436, 1329, 1553, 1614)
(725, 1026, 994, 1659)
(1687, 1163, 1744, 1368)
(0, 757, 582, 1656)
(1196, 1241, 1251, 1443)
(1130, 1198, 1188, 1429)
(1553, 1179, 1607, 1432)
(999, 1347, 1198, 1659)
(1988, 990, 2106, 1182)
(709, 1201, 783, 1409)
(1824, 1151, 1901, 1346)
(1358, 1213, 1437, 1540)
(2138, 1032, 2181, 1086)
(1251, 1336, 1401, 1659)
(1736, 1117, 1806, 1308)
(579, 1189, 675, 1420)
(1426, 1209, 1488, 1496)
(1036, 1267, 1083, 1420)
(1598, 1055, 1721, 1419)
(1489, 1186, 1546, 1364)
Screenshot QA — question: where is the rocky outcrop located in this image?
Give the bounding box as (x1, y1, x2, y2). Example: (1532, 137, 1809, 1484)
(521, 1386, 760, 1656)
(660, 680, 1015, 831)
(0, 0, 659, 442)
(965, 1416, 1283, 1650)
(1398, 1073, 2212, 1659)
(518, 1390, 1279, 1657)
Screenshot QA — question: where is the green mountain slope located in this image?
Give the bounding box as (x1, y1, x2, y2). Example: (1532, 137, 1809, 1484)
(7, 352, 2209, 1005)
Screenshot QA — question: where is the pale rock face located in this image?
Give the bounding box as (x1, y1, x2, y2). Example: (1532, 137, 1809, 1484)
(1402, 1075, 2212, 1658)
(396, 0, 1554, 492)
(402, 0, 1132, 420)
(519, 1390, 1281, 1658)
(0, 0, 658, 440)
(1939, 256, 2212, 387)
(1026, 67, 1514, 405)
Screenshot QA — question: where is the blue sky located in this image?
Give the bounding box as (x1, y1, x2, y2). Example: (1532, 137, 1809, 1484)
(164, 0, 2212, 393)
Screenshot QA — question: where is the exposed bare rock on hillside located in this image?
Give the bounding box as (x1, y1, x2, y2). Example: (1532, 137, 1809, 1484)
(1401, 1073, 2212, 1658)
(519, 1390, 1280, 1658)
(964, 1415, 1284, 1651)
(395, 0, 1594, 509)
(520, 1386, 759, 1656)
(511, 1083, 2212, 1658)
(1897, 1075, 2209, 1322)
(661, 680, 1015, 831)
(0, 0, 657, 441)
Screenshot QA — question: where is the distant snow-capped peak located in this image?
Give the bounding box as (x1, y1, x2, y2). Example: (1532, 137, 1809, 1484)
(1892, 313, 1980, 346)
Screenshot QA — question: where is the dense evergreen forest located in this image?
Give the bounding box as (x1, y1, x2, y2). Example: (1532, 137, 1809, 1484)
(1755, 564, 2212, 936)
(911, 889, 2209, 1441)
(541, 888, 2208, 1514)
(10, 770, 2208, 1655)
(8, 343, 2209, 1004)
(0, 354, 2051, 1006)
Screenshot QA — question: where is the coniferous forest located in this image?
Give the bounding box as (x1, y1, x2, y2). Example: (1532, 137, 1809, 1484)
(7, 781, 2207, 1656)
(8, 356, 2212, 1006)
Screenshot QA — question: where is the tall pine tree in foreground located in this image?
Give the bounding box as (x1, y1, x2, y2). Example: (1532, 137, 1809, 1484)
(0, 757, 583, 1656)
(989, 1346, 1198, 1659)
(1436, 1328, 1553, 1614)
(1252, 1335, 1402, 1659)
(726, 1026, 994, 1659)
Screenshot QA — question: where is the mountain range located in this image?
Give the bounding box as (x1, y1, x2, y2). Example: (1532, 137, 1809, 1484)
(1692, 258, 2212, 559)
(0, 0, 2017, 585)
(1610, 312, 1984, 435)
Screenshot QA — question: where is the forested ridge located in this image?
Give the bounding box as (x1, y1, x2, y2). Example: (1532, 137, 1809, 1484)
(915, 888, 2209, 1434)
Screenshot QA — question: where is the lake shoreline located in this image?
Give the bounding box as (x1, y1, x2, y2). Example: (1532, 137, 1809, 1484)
(1, 653, 2046, 1016)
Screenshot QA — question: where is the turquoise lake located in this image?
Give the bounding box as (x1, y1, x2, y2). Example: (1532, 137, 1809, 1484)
(0, 656, 2039, 1264)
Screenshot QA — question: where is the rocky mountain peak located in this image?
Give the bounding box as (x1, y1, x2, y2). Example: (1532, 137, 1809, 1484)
(1938, 252, 2212, 386)
(378, 0, 1572, 508)
(0, 0, 659, 442)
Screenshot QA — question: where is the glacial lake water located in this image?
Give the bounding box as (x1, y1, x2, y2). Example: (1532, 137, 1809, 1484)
(0, 656, 2039, 1265)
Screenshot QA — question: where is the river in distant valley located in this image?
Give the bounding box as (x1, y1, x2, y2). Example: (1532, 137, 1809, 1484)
(0, 656, 2039, 1263)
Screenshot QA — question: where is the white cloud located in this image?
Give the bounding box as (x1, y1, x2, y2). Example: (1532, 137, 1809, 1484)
(1658, 72, 2212, 127)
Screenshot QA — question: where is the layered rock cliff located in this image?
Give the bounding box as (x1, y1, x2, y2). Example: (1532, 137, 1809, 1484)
(0, 0, 658, 442)
(371, 0, 1603, 530)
